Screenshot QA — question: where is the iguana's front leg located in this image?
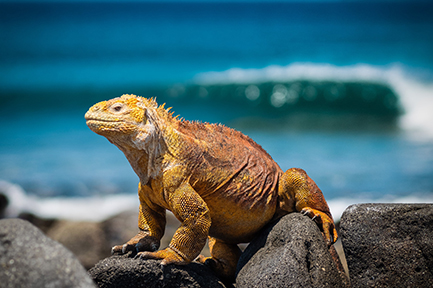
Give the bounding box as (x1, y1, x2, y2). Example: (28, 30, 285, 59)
(278, 168, 338, 246)
(112, 182, 166, 255)
(138, 182, 211, 265)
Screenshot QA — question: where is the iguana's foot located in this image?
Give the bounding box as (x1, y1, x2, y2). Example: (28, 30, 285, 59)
(111, 232, 160, 255)
(137, 247, 189, 265)
(197, 238, 241, 283)
(197, 255, 238, 283)
(301, 207, 338, 246)
(279, 168, 338, 246)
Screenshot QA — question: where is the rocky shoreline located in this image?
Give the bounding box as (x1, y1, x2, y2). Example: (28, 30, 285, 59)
(1, 203, 432, 287)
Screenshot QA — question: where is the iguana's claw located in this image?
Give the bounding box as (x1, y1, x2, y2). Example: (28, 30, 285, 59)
(300, 207, 338, 246)
(111, 243, 134, 255)
(111, 234, 160, 255)
(136, 247, 188, 265)
(196, 254, 207, 263)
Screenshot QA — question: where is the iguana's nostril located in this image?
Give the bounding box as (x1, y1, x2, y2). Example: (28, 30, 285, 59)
(92, 105, 101, 112)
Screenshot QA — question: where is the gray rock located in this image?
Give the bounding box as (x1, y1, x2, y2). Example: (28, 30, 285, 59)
(101, 211, 139, 250)
(47, 220, 111, 269)
(0, 218, 95, 288)
(89, 255, 229, 288)
(340, 203, 433, 288)
(13, 210, 185, 271)
(236, 213, 347, 288)
(18, 212, 57, 234)
(101, 210, 182, 255)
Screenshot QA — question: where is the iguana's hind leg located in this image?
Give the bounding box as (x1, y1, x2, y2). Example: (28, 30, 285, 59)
(197, 237, 241, 283)
(278, 168, 338, 246)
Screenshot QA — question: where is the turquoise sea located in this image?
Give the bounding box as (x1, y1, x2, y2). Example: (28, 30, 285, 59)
(1, 1, 433, 221)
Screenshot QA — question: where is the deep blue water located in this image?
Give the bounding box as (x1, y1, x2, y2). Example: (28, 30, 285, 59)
(1, 1, 433, 91)
(0, 1, 433, 219)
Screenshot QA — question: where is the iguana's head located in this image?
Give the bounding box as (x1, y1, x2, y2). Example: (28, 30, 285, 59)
(85, 94, 163, 149)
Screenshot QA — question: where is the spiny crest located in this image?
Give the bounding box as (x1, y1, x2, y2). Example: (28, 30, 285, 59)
(177, 119, 273, 158)
(121, 94, 177, 122)
(120, 94, 158, 109)
(177, 120, 233, 139)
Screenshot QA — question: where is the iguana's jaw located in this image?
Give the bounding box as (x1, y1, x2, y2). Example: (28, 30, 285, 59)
(85, 112, 137, 135)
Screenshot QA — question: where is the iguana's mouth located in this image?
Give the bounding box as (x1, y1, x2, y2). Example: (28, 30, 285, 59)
(86, 118, 120, 123)
(84, 110, 123, 123)
(85, 119, 120, 131)
(85, 111, 122, 131)
(86, 119, 116, 129)
(85, 114, 137, 135)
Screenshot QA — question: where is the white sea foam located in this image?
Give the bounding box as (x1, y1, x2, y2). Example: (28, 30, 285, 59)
(0, 180, 138, 222)
(195, 63, 393, 84)
(2, 180, 432, 223)
(195, 63, 433, 140)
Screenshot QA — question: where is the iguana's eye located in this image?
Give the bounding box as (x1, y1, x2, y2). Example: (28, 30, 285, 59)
(111, 103, 125, 113)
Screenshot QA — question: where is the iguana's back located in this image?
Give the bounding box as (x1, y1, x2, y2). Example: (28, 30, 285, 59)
(177, 121, 282, 217)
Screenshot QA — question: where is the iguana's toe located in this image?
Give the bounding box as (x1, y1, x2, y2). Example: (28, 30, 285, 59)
(137, 247, 188, 265)
(134, 236, 160, 252)
(300, 207, 337, 246)
(111, 243, 134, 255)
(196, 254, 207, 263)
(322, 220, 338, 246)
(112, 234, 160, 255)
(201, 257, 236, 284)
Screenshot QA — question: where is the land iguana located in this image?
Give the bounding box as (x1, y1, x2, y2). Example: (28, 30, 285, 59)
(85, 94, 338, 281)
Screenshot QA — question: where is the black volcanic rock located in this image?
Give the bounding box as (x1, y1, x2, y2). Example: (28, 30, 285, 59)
(89, 255, 229, 288)
(236, 213, 348, 288)
(340, 203, 433, 287)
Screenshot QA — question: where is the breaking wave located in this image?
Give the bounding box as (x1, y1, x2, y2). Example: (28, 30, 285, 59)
(190, 63, 433, 139)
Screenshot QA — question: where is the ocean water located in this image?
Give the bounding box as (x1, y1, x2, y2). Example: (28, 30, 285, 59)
(1, 1, 433, 221)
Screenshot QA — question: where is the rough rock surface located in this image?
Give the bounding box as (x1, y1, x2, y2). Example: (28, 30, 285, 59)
(340, 203, 433, 287)
(0, 218, 95, 288)
(236, 213, 347, 288)
(89, 255, 229, 288)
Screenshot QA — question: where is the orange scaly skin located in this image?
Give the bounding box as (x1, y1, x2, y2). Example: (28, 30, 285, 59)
(85, 94, 338, 282)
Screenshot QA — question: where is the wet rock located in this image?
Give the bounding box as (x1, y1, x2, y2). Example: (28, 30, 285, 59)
(89, 255, 229, 288)
(0, 218, 95, 288)
(340, 203, 433, 287)
(236, 213, 347, 288)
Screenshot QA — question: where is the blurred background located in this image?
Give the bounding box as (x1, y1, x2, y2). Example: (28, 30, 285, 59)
(1, 0, 433, 222)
